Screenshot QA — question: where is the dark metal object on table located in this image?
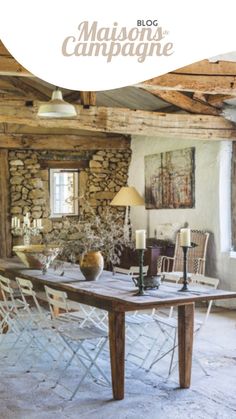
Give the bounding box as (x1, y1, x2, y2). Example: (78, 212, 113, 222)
(143, 274, 164, 290)
(134, 249, 146, 296)
(179, 242, 198, 292)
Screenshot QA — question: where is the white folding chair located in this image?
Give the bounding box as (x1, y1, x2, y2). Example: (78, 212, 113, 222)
(125, 273, 180, 368)
(0, 275, 30, 358)
(15, 277, 66, 367)
(44, 285, 109, 400)
(147, 275, 220, 376)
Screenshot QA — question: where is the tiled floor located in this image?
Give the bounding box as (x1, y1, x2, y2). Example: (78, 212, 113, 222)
(0, 307, 236, 419)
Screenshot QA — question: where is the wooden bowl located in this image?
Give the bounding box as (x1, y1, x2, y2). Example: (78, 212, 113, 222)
(13, 244, 61, 269)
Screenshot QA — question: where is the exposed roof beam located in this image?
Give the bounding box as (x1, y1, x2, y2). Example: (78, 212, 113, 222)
(0, 102, 235, 140)
(139, 74, 236, 95)
(0, 133, 130, 150)
(3, 76, 49, 100)
(207, 94, 233, 107)
(145, 89, 220, 116)
(0, 56, 32, 77)
(175, 59, 236, 76)
(80, 91, 96, 106)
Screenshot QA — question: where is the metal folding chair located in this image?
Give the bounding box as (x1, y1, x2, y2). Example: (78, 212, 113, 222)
(44, 285, 109, 400)
(147, 275, 220, 376)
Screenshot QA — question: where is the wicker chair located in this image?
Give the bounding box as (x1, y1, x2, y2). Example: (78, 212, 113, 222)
(158, 230, 210, 275)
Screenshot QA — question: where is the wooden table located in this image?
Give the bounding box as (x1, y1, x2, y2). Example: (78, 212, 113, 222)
(1, 259, 236, 400)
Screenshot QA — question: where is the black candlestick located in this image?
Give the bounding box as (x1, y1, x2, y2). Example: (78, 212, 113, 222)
(134, 249, 145, 296)
(179, 246, 190, 292)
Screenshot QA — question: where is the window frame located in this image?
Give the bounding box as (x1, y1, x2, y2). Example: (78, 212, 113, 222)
(49, 168, 79, 218)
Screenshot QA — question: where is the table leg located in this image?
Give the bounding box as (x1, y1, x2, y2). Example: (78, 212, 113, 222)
(108, 311, 125, 400)
(178, 303, 194, 388)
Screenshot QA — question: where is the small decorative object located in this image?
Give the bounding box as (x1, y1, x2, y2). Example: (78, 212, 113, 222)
(178, 228, 198, 292)
(13, 244, 61, 271)
(80, 251, 104, 281)
(143, 274, 164, 290)
(11, 213, 43, 245)
(134, 230, 146, 296)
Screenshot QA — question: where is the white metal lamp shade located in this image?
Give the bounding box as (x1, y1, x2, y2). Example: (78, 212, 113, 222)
(37, 89, 77, 118)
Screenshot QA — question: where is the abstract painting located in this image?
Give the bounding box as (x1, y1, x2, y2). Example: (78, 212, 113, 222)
(145, 147, 195, 209)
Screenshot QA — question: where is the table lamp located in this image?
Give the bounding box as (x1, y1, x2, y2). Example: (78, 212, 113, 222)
(110, 186, 145, 240)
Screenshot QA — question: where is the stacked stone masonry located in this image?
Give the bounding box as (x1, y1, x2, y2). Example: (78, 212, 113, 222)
(9, 148, 131, 243)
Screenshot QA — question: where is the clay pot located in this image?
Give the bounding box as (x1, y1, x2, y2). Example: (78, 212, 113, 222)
(80, 251, 104, 281)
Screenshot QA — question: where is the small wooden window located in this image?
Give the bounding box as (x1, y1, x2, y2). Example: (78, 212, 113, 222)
(50, 169, 79, 218)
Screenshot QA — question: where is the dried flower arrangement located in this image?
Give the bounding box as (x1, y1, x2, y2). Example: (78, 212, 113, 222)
(44, 197, 133, 269)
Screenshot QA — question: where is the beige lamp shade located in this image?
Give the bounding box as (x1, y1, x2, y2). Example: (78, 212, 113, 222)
(110, 186, 144, 206)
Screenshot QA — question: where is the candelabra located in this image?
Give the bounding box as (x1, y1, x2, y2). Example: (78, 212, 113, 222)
(11, 215, 43, 246)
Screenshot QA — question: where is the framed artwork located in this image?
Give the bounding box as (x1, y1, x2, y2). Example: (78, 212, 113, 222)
(145, 147, 195, 209)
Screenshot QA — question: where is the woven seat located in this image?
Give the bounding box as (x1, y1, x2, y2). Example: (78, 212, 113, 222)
(158, 230, 210, 275)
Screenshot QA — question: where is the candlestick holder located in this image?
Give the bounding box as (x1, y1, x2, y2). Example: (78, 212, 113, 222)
(179, 242, 198, 292)
(11, 223, 43, 246)
(134, 249, 146, 296)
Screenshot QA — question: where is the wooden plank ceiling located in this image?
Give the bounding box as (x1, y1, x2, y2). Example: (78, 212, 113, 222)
(0, 41, 236, 142)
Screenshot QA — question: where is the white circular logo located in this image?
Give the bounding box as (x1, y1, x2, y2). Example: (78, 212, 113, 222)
(0, 0, 236, 91)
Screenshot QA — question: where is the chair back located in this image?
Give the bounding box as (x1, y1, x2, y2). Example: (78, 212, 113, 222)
(129, 266, 149, 278)
(44, 285, 69, 318)
(193, 275, 219, 289)
(16, 277, 43, 314)
(113, 267, 132, 275)
(173, 230, 210, 275)
(0, 275, 14, 302)
(192, 275, 219, 325)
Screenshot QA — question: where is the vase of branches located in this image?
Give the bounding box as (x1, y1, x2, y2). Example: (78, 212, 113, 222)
(44, 197, 133, 280)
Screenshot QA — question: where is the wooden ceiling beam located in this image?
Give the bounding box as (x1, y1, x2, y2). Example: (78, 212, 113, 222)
(174, 59, 236, 76)
(139, 74, 236, 95)
(207, 94, 234, 108)
(0, 56, 32, 77)
(80, 91, 96, 106)
(0, 103, 234, 140)
(0, 133, 130, 150)
(145, 89, 220, 116)
(3, 76, 49, 100)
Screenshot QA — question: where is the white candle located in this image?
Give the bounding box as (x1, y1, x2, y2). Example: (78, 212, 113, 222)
(135, 229, 146, 249)
(180, 228, 191, 247)
(17, 218, 20, 228)
(11, 217, 15, 228)
(33, 219, 36, 228)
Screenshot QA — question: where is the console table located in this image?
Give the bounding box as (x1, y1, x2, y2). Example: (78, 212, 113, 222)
(119, 242, 175, 275)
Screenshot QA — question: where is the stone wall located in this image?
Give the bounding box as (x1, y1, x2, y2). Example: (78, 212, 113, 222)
(9, 148, 131, 243)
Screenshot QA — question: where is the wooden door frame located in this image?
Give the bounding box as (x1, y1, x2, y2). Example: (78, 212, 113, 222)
(0, 149, 12, 258)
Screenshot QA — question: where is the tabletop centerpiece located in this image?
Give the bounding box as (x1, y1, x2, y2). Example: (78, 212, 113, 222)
(47, 198, 133, 281)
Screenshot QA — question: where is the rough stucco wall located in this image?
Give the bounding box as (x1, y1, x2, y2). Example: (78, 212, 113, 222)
(231, 142, 236, 249)
(129, 135, 236, 306)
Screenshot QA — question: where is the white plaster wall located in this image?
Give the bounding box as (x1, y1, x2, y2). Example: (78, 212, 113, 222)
(128, 135, 236, 307)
